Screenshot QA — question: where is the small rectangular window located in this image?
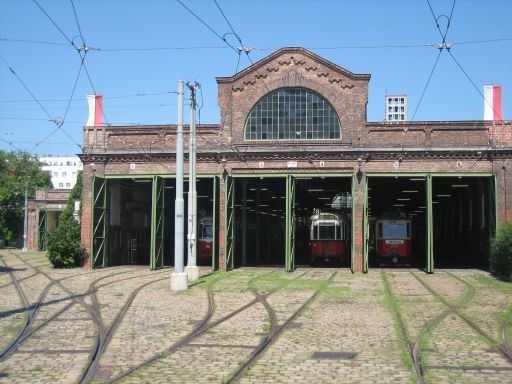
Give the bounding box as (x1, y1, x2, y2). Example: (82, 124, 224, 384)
(58, 182, 64, 187)
(62, 172, 67, 177)
(53, 172, 58, 177)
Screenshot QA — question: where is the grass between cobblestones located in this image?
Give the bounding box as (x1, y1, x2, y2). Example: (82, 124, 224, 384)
(472, 273, 512, 293)
(380, 272, 416, 380)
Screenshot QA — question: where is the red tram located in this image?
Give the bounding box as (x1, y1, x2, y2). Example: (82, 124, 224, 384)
(310, 212, 350, 264)
(197, 217, 213, 262)
(375, 218, 411, 264)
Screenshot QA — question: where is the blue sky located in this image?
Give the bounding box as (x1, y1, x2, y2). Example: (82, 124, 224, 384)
(1, 0, 511, 156)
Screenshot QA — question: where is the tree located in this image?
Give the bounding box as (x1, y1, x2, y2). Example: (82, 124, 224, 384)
(47, 172, 84, 267)
(0, 150, 52, 242)
(491, 221, 512, 279)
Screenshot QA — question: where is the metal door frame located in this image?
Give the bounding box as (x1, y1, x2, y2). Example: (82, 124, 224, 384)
(285, 175, 295, 272)
(224, 175, 235, 270)
(91, 176, 108, 268)
(38, 210, 48, 251)
(150, 176, 165, 269)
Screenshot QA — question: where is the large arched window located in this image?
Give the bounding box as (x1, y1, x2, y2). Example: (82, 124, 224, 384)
(244, 87, 341, 140)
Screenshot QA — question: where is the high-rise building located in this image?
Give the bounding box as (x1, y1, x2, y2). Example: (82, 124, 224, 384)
(385, 95, 407, 121)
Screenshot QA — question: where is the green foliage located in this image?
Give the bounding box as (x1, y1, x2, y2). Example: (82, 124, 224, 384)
(46, 216, 84, 267)
(0, 150, 52, 242)
(47, 171, 84, 268)
(491, 221, 512, 279)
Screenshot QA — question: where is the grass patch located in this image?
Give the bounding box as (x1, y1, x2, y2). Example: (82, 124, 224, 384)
(323, 286, 349, 299)
(262, 316, 271, 334)
(472, 274, 512, 294)
(381, 272, 415, 380)
(499, 304, 512, 344)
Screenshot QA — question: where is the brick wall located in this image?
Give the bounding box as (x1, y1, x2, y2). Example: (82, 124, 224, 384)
(79, 47, 512, 272)
(217, 48, 369, 146)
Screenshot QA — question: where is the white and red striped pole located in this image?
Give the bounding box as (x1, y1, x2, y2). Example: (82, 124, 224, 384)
(483, 85, 503, 121)
(86, 94, 103, 126)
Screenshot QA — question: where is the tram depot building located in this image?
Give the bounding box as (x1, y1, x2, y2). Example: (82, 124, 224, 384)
(77, 47, 512, 273)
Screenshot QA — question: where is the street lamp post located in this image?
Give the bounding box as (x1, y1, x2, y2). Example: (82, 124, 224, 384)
(22, 183, 28, 252)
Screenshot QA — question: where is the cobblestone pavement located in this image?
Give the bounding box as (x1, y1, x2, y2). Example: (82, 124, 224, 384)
(0, 250, 511, 384)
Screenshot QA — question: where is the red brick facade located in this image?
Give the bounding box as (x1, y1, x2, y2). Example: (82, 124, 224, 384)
(27, 189, 71, 250)
(80, 48, 512, 271)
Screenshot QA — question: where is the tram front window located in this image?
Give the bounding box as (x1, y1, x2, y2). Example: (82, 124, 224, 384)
(318, 224, 336, 240)
(201, 224, 213, 238)
(378, 222, 409, 239)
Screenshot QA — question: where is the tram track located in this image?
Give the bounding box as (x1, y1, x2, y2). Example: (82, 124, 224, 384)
(107, 268, 316, 383)
(1, 251, 164, 367)
(0, 251, 134, 361)
(381, 269, 479, 384)
(226, 270, 337, 383)
(412, 271, 512, 364)
(79, 269, 170, 383)
(0, 256, 34, 362)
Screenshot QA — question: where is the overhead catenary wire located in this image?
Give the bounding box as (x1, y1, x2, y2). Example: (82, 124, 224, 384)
(29, 58, 86, 152)
(0, 54, 81, 151)
(212, 0, 270, 93)
(70, 0, 86, 47)
(4, 36, 511, 52)
(447, 49, 501, 119)
(33, 0, 111, 127)
(0, 137, 22, 152)
(175, 0, 239, 54)
(0, 91, 178, 103)
(0, 103, 178, 112)
(32, 0, 75, 46)
(410, 0, 457, 121)
(0, 55, 58, 123)
(411, 49, 443, 121)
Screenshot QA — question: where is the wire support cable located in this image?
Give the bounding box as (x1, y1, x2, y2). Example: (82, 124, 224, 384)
(411, 49, 443, 121)
(211, 0, 270, 92)
(175, 0, 239, 54)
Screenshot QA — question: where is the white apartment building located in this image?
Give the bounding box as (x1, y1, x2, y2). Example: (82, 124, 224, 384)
(385, 94, 408, 121)
(39, 156, 83, 189)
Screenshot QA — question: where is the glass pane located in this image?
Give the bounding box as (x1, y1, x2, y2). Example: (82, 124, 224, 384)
(381, 222, 408, 239)
(319, 224, 336, 240)
(244, 87, 340, 140)
(202, 224, 213, 238)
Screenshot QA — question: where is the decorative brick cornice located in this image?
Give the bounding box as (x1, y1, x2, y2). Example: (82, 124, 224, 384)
(79, 147, 512, 164)
(216, 47, 371, 84)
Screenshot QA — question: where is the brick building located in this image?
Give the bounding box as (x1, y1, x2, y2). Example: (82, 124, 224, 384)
(27, 188, 71, 251)
(79, 47, 512, 272)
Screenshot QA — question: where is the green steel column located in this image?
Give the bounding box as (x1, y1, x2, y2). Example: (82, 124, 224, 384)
(351, 174, 355, 273)
(256, 186, 260, 265)
(224, 176, 235, 270)
(38, 210, 48, 251)
(362, 175, 369, 273)
(491, 175, 498, 272)
(150, 176, 164, 270)
(427, 175, 434, 273)
(241, 179, 247, 266)
(285, 177, 290, 271)
(212, 176, 217, 271)
(267, 206, 272, 264)
(285, 175, 295, 272)
(150, 176, 157, 270)
(91, 177, 108, 268)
